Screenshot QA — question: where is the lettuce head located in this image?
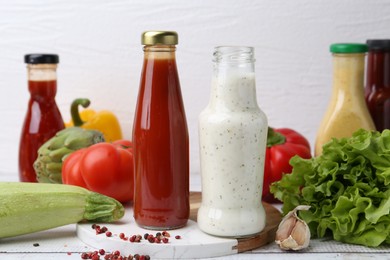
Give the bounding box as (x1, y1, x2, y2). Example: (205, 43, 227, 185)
(271, 129, 390, 247)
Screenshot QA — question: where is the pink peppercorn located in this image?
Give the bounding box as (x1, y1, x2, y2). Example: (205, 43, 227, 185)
(92, 224, 99, 230)
(135, 235, 142, 243)
(95, 227, 101, 234)
(129, 235, 136, 242)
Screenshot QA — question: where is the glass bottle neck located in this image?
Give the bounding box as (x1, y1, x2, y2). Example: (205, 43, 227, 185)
(209, 46, 258, 111)
(366, 51, 390, 89)
(27, 64, 58, 81)
(331, 53, 365, 96)
(27, 64, 58, 99)
(143, 45, 176, 60)
(213, 46, 255, 72)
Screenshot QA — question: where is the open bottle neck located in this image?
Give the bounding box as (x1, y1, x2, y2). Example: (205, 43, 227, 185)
(209, 46, 259, 111)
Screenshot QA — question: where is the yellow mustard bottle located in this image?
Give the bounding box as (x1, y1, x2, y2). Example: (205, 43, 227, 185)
(315, 43, 376, 156)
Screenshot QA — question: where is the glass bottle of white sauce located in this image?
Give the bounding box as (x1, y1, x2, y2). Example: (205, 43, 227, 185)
(315, 43, 376, 156)
(197, 46, 268, 238)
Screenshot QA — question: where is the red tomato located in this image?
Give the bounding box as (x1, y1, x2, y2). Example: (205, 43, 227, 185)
(263, 128, 312, 203)
(62, 140, 134, 203)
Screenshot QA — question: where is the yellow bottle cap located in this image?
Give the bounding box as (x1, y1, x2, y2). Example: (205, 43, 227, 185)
(141, 31, 178, 45)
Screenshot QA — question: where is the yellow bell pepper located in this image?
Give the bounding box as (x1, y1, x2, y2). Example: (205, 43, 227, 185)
(66, 98, 123, 142)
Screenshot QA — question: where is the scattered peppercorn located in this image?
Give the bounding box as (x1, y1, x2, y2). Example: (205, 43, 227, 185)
(80, 250, 150, 260)
(135, 235, 142, 243)
(162, 231, 170, 237)
(90, 223, 180, 246)
(148, 236, 155, 243)
(129, 235, 136, 243)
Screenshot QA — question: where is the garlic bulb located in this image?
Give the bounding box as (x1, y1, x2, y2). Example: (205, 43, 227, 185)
(275, 205, 311, 251)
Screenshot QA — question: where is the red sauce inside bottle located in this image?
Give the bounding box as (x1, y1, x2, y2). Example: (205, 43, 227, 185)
(133, 52, 190, 229)
(19, 80, 64, 182)
(365, 43, 390, 131)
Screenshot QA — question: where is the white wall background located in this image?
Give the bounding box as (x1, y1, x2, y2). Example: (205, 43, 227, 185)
(1, 0, 389, 177)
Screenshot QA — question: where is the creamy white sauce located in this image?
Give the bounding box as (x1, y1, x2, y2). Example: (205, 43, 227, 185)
(198, 72, 268, 237)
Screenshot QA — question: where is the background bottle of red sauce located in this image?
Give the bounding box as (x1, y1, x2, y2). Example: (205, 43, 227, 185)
(365, 39, 390, 131)
(19, 54, 65, 182)
(132, 31, 190, 230)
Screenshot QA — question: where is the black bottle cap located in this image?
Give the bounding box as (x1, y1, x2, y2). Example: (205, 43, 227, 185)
(24, 54, 59, 64)
(366, 40, 390, 51)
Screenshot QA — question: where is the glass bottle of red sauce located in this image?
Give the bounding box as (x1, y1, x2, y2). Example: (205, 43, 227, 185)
(19, 54, 65, 182)
(365, 39, 390, 131)
(132, 31, 190, 230)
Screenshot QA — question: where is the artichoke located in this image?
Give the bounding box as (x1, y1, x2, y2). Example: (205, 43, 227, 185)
(34, 127, 105, 183)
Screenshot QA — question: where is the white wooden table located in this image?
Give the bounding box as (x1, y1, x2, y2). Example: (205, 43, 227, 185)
(1, 171, 389, 260)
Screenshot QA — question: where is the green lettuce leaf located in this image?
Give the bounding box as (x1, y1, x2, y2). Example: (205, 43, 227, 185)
(271, 129, 390, 247)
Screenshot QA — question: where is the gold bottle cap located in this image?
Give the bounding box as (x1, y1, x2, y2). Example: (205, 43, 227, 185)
(141, 31, 178, 45)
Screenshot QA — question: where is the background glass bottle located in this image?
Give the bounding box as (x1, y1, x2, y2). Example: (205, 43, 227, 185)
(132, 31, 190, 230)
(315, 44, 375, 156)
(198, 46, 268, 238)
(19, 54, 65, 182)
(365, 39, 390, 131)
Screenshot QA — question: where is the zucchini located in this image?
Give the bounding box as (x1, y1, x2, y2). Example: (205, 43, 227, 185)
(0, 182, 125, 239)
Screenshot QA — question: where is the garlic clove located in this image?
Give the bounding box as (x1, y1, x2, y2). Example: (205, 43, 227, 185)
(275, 215, 296, 241)
(291, 219, 310, 247)
(275, 205, 311, 251)
(279, 236, 300, 250)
